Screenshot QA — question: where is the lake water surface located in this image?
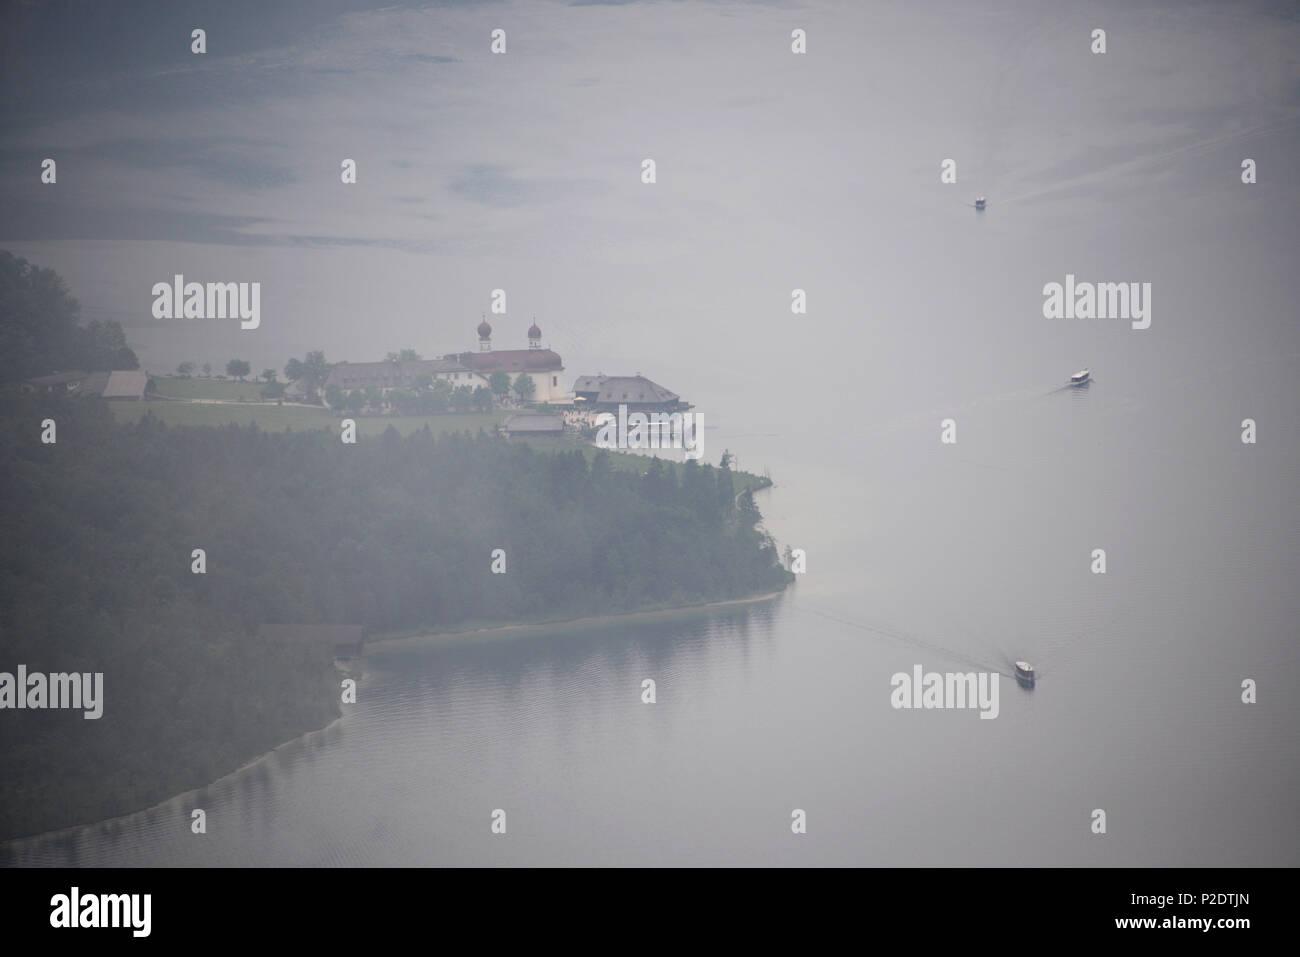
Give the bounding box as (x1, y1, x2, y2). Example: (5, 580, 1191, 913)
(3, 0, 1298, 866)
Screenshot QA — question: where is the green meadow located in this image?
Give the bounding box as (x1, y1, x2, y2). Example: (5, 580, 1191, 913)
(111, 400, 508, 436)
(151, 376, 266, 401)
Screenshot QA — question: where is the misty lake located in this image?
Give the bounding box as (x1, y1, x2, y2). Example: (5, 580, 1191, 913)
(6, 358, 1298, 865)
(2, 0, 1297, 866)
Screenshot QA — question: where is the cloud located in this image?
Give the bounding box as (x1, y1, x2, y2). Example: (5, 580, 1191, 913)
(0, 196, 440, 252)
(0, 139, 296, 189)
(448, 164, 598, 208)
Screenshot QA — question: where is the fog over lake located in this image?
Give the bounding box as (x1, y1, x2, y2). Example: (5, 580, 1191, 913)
(1, 0, 1297, 865)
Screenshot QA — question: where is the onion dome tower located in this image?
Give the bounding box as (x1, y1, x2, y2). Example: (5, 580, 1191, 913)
(477, 315, 492, 352)
(527, 318, 542, 349)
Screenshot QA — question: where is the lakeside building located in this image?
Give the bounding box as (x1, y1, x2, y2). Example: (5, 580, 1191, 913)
(21, 369, 149, 400)
(323, 320, 566, 403)
(571, 374, 689, 413)
(502, 413, 565, 437)
(323, 357, 482, 394)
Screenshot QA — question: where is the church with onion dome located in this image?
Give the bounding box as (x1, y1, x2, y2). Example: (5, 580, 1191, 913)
(322, 318, 566, 402)
(443, 317, 567, 402)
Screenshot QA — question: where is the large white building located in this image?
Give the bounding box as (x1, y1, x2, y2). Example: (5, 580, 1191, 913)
(323, 319, 566, 402)
(323, 356, 483, 393)
(445, 319, 567, 402)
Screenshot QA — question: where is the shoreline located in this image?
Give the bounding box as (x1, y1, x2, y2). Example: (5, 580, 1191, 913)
(364, 588, 786, 650)
(2, 589, 785, 852)
(0, 714, 348, 853)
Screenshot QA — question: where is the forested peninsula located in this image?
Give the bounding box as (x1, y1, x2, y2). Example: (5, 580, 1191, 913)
(0, 386, 791, 842)
(0, 251, 791, 840)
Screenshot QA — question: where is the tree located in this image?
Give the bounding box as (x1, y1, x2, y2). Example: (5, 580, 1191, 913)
(413, 373, 433, 392)
(512, 373, 536, 402)
(226, 359, 250, 381)
(386, 349, 422, 362)
(324, 384, 344, 409)
(388, 388, 418, 415)
(451, 386, 474, 412)
(488, 366, 512, 395)
(716, 457, 736, 515)
(260, 381, 286, 400)
(284, 357, 304, 382)
(428, 379, 452, 413)
(261, 368, 277, 383)
(473, 385, 494, 413)
(81, 320, 139, 371)
(363, 386, 384, 412)
(343, 390, 365, 414)
(301, 351, 330, 397)
(0, 251, 78, 381)
(489, 371, 512, 398)
(643, 457, 669, 505)
(177, 361, 195, 377)
(0, 252, 140, 381)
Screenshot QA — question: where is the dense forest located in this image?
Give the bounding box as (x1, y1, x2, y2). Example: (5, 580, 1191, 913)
(0, 391, 791, 840)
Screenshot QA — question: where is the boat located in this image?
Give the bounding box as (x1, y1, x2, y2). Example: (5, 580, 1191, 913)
(974, 196, 987, 211)
(1069, 368, 1090, 385)
(1014, 661, 1035, 689)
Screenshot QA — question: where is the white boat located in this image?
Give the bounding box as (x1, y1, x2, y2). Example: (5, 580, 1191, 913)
(974, 196, 987, 211)
(1014, 661, 1035, 688)
(1069, 368, 1090, 385)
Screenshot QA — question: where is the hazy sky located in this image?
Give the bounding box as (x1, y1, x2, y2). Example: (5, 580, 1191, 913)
(2, 0, 1298, 418)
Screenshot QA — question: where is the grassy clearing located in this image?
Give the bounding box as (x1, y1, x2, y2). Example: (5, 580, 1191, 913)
(111, 401, 508, 436)
(150, 377, 267, 401)
(111, 401, 333, 430)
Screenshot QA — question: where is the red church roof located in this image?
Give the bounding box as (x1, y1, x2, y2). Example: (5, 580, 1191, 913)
(457, 349, 563, 373)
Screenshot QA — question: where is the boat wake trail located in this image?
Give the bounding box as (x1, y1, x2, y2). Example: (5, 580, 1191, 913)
(795, 604, 1014, 678)
(1041, 376, 1097, 397)
(859, 385, 1050, 441)
(995, 118, 1300, 210)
